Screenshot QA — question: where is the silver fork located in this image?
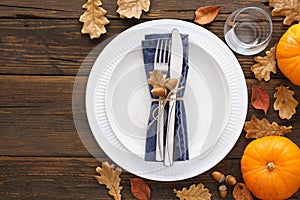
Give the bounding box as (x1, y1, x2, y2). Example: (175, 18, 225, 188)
(154, 39, 171, 161)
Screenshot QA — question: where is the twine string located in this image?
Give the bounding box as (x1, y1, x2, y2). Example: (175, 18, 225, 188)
(147, 87, 184, 129)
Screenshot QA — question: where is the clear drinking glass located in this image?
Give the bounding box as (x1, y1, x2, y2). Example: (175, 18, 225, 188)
(224, 7, 272, 55)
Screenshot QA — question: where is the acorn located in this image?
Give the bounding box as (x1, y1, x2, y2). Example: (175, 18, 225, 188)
(225, 175, 237, 185)
(212, 171, 225, 183)
(151, 87, 167, 97)
(218, 184, 227, 199)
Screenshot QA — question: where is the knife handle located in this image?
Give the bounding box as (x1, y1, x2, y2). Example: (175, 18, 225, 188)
(155, 100, 164, 161)
(164, 93, 176, 166)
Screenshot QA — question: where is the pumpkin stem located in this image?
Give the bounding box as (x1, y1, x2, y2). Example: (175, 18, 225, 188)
(266, 162, 275, 171)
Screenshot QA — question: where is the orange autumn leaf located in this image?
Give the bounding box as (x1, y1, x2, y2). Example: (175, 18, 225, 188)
(194, 6, 220, 25)
(130, 178, 150, 200)
(251, 85, 270, 114)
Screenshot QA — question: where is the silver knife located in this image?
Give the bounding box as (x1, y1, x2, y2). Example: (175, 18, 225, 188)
(164, 29, 183, 166)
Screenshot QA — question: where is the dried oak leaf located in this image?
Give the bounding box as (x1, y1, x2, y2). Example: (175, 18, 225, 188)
(233, 182, 253, 200)
(130, 178, 150, 200)
(174, 183, 212, 200)
(274, 86, 299, 120)
(270, 0, 300, 25)
(148, 70, 178, 97)
(250, 44, 277, 81)
(117, 0, 150, 19)
(79, 0, 110, 39)
(148, 70, 165, 88)
(194, 6, 220, 25)
(244, 116, 292, 139)
(95, 162, 122, 200)
(251, 85, 270, 114)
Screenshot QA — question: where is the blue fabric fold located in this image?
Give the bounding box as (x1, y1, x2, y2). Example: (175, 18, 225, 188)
(142, 33, 189, 162)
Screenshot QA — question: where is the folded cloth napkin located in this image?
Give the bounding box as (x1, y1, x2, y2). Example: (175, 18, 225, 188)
(142, 33, 189, 162)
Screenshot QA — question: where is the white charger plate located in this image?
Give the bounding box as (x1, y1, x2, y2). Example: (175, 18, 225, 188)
(86, 19, 248, 181)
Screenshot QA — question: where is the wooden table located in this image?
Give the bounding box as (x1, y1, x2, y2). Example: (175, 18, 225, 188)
(1, 0, 299, 199)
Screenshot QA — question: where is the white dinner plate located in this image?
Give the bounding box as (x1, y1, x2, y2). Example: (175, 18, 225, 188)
(86, 19, 248, 181)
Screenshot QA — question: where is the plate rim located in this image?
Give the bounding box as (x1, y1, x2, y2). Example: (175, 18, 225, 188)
(85, 19, 248, 181)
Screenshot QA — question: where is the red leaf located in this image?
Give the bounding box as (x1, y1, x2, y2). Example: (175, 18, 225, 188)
(130, 178, 150, 200)
(251, 85, 270, 114)
(194, 6, 220, 25)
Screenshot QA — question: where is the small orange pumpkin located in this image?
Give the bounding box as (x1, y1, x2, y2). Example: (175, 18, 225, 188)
(241, 136, 300, 200)
(276, 24, 300, 86)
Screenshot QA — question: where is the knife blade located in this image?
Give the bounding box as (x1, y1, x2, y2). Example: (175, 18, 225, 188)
(164, 29, 183, 166)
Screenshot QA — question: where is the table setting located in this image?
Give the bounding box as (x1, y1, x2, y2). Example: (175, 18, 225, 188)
(1, 0, 300, 199)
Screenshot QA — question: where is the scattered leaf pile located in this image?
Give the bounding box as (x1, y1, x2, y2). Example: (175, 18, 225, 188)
(95, 162, 122, 200)
(90, 1, 300, 199)
(270, 0, 300, 25)
(250, 45, 277, 81)
(80, 0, 150, 38)
(79, 0, 110, 39)
(174, 183, 212, 200)
(244, 116, 292, 139)
(194, 6, 220, 25)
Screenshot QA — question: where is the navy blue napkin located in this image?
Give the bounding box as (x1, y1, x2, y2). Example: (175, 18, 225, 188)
(142, 33, 189, 162)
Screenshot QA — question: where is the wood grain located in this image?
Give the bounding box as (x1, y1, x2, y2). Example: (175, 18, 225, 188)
(0, 0, 273, 19)
(1, 156, 298, 200)
(1, 0, 299, 199)
(0, 76, 299, 158)
(0, 19, 288, 77)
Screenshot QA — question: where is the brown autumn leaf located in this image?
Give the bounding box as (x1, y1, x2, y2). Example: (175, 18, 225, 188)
(270, 0, 300, 25)
(95, 162, 122, 200)
(174, 183, 212, 200)
(117, 0, 150, 19)
(233, 183, 253, 200)
(79, 0, 110, 39)
(244, 116, 292, 139)
(148, 70, 178, 97)
(250, 44, 277, 81)
(130, 178, 150, 200)
(251, 85, 270, 114)
(148, 70, 166, 88)
(194, 6, 220, 25)
(274, 86, 299, 120)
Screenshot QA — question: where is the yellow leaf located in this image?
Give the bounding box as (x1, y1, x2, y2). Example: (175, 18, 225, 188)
(250, 44, 277, 81)
(174, 183, 212, 200)
(270, 0, 300, 25)
(79, 0, 110, 39)
(274, 86, 299, 120)
(117, 0, 150, 19)
(244, 116, 292, 139)
(95, 162, 122, 200)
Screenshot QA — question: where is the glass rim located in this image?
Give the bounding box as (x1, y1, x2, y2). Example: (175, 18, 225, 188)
(232, 6, 273, 46)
